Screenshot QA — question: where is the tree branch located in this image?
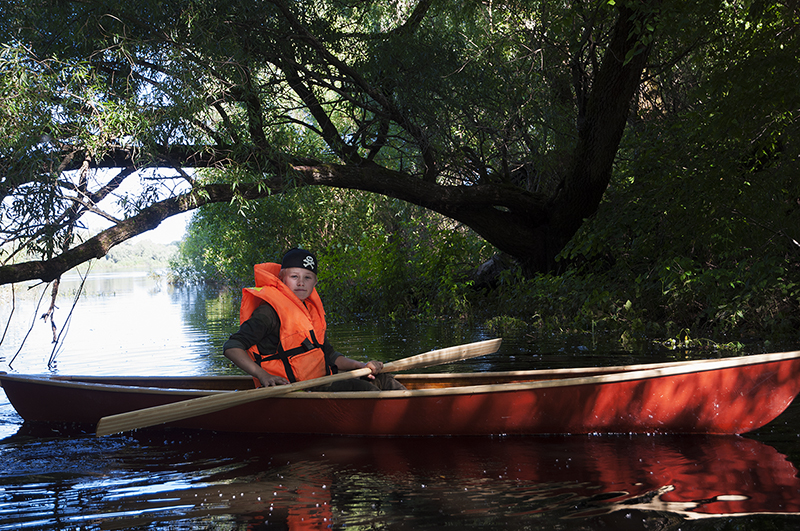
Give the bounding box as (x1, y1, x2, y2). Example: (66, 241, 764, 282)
(0, 182, 264, 284)
(269, 0, 439, 179)
(0, 160, 550, 285)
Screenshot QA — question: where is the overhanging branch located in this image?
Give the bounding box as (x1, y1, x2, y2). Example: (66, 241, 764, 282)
(0, 182, 271, 285)
(1, 160, 551, 285)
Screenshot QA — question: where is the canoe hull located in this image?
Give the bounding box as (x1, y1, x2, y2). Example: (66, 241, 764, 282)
(3, 352, 800, 435)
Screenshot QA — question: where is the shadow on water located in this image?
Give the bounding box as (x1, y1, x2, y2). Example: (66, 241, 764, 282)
(2, 423, 800, 530)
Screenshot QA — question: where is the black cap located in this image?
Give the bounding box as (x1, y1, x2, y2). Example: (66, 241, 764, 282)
(281, 248, 318, 274)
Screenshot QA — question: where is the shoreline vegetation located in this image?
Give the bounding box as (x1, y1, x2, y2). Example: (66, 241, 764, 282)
(93, 240, 179, 272)
(3, 227, 795, 358)
(166, 188, 799, 354)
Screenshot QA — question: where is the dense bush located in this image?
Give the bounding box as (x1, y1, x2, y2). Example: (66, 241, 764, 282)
(172, 153, 799, 344)
(170, 187, 494, 321)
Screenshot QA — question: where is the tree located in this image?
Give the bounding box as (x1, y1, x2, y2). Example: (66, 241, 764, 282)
(0, 0, 706, 285)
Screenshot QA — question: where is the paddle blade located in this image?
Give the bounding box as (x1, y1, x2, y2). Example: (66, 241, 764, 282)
(384, 338, 502, 372)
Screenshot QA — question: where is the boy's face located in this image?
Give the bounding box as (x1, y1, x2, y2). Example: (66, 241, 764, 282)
(280, 267, 318, 301)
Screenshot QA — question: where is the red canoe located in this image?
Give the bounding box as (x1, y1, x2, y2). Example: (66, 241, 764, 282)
(2, 350, 800, 435)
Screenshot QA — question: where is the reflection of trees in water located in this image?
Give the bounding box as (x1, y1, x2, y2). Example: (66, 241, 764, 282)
(170, 285, 241, 374)
(4, 430, 800, 530)
(317, 435, 800, 527)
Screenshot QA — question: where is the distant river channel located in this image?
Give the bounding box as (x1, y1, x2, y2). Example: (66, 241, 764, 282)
(2, 270, 800, 530)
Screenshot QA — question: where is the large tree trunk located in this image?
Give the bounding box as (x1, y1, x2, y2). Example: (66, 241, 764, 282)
(550, 4, 656, 258)
(319, 4, 656, 275)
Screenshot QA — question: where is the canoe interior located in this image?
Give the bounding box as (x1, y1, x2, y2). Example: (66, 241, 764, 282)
(28, 360, 719, 392)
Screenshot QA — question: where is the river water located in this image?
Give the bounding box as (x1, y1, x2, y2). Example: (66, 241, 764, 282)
(1, 271, 799, 530)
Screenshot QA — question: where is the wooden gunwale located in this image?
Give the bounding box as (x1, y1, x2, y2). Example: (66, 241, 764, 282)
(0, 374, 228, 396)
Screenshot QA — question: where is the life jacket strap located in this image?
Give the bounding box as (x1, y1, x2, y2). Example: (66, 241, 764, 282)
(256, 330, 334, 382)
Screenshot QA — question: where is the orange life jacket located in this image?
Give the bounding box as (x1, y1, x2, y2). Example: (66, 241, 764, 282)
(239, 262, 331, 384)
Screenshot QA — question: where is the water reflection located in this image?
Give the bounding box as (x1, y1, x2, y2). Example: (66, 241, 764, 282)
(1, 431, 798, 530)
(0, 271, 676, 379)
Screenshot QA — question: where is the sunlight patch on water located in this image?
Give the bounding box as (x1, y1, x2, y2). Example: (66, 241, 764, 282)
(104, 479, 198, 499)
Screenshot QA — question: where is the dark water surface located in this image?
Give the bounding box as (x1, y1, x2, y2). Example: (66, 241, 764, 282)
(2, 272, 800, 530)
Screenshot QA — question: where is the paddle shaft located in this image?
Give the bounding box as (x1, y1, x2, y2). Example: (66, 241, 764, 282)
(95, 338, 501, 436)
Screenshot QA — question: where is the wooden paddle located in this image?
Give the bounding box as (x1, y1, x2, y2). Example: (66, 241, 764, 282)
(95, 337, 502, 436)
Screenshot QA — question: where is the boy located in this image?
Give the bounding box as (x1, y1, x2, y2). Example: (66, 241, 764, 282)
(223, 248, 405, 391)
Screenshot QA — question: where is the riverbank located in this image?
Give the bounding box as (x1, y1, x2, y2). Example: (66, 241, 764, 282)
(93, 239, 178, 272)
